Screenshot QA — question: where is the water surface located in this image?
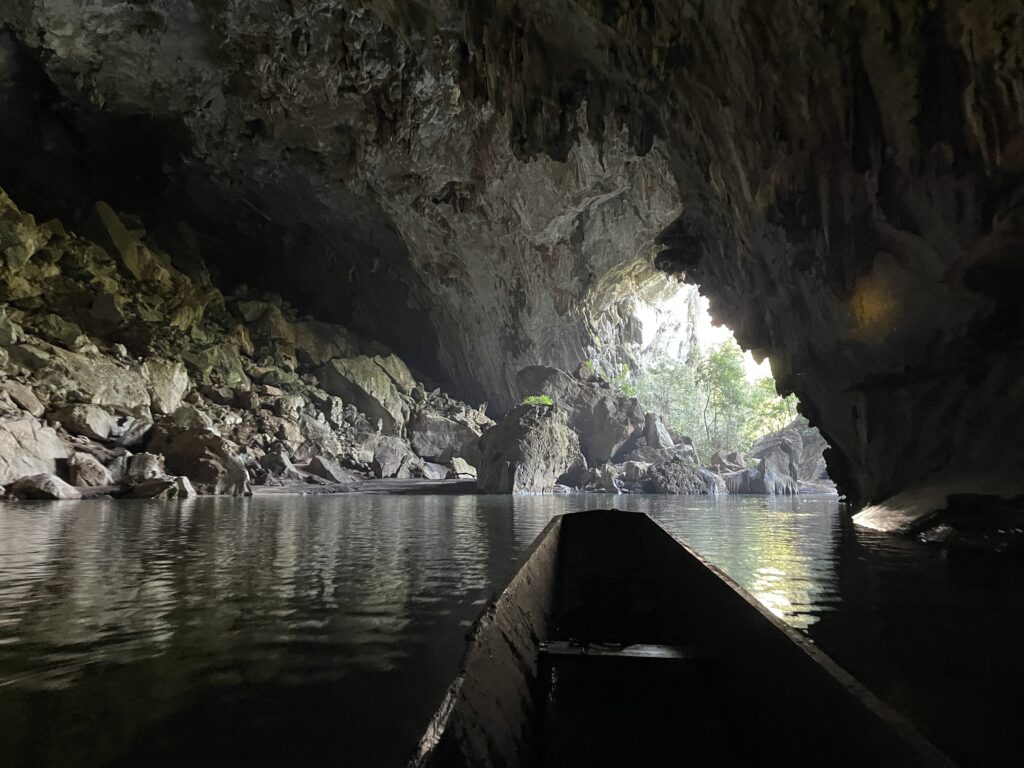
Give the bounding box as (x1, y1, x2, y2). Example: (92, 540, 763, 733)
(0, 494, 1020, 766)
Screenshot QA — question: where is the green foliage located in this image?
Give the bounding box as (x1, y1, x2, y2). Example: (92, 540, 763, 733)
(583, 359, 596, 373)
(521, 394, 554, 406)
(623, 339, 798, 457)
(610, 363, 636, 397)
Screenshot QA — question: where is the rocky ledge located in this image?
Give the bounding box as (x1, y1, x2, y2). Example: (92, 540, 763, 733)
(0, 188, 491, 500)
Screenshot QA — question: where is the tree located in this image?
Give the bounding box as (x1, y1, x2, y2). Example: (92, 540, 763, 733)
(624, 339, 798, 457)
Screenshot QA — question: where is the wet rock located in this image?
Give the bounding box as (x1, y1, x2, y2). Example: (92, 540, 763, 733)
(143, 359, 189, 415)
(3, 380, 44, 417)
(124, 475, 196, 499)
(750, 418, 828, 485)
(0, 415, 70, 484)
(68, 452, 114, 487)
(7, 473, 81, 500)
(475, 404, 586, 494)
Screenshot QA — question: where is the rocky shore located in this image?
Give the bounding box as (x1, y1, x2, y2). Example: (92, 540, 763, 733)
(0, 189, 492, 500)
(476, 362, 833, 497)
(0, 188, 830, 501)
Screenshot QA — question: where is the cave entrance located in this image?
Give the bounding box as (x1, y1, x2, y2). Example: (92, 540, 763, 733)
(600, 282, 832, 493)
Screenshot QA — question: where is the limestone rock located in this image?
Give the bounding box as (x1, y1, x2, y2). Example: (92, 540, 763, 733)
(128, 453, 166, 483)
(646, 458, 707, 495)
(409, 410, 479, 463)
(0, 416, 69, 485)
(448, 457, 477, 479)
(143, 360, 189, 415)
(307, 455, 357, 484)
(125, 475, 197, 499)
(10, 343, 151, 410)
(7, 473, 81, 500)
(644, 413, 674, 450)
(147, 426, 251, 495)
(318, 356, 408, 436)
(68, 452, 114, 487)
(515, 366, 644, 465)
(370, 436, 422, 479)
(50, 403, 117, 441)
(3, 380, 44, 416)
(750, 418, 828, 484)
(475, 404, 585, 494)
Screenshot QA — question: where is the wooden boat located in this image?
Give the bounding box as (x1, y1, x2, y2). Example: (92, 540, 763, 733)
(412, 509, 953, 768)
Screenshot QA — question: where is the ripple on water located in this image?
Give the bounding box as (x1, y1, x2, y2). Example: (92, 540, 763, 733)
(2, 492, 1016, 767)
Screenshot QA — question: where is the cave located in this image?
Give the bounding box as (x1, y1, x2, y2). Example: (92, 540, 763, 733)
(0, 1, 1022, 766)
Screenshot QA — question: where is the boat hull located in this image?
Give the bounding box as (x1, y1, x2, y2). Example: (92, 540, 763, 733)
(413, 509, 952, 767)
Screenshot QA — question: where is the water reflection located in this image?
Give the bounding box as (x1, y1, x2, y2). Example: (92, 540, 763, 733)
(0, 494, 840, 767)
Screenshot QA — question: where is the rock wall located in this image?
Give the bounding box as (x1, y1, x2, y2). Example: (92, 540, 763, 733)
(1, 1, 1021, 511)
(0, 188, 490, 497)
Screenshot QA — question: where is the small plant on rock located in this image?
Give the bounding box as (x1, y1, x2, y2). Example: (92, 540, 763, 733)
(521, 394, 554, 407)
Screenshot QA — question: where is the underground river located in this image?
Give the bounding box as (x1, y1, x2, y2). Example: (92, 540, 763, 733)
(0, 495, 1020, 767)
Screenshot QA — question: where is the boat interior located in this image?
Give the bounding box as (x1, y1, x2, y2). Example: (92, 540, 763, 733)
(415, 510, 950, 768)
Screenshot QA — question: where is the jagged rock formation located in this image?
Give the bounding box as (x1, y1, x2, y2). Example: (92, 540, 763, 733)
(0, 189, 489, 497)
(474, 404, 585, 494)
(0, 2, 1021, 514)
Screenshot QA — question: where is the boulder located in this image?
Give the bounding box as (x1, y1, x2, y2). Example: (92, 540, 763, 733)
(372, 354, 416, 394)
(109, 413, 154, 448)
(8, 473, 81, 500)
(0, 416, 69, 484)
(128, 452, 166, 483)
(750, 417, 828, 483)
(646, 458, 708, 494)
(68, 452, 114, 486)
(318, 356, 409, 436)
(3, 381, 44, 417)
(307, 455, 358, 484)
(8, 343, 151, 410)
(409, 410, 479, 462)
(0, 308, 22, 346)
(257, 451, 307, 484)
(124, 475, 197, 499)
(515, 365, 644, 465)
(419, 462, 449, 480)
(371, 436, 423, 478)
(147, 426, 251, 495)
(448, 457, 477, 479)
(644, 413, 675, 449)
(474, 404, 586, 494)
(143, 359, 189, 415)
(707, 450, 746, 473)
(50, 403, 117, 441)
(598, 464, 622, 493)
(292, 319, 359, 367)
(621, 460, 651, 483)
